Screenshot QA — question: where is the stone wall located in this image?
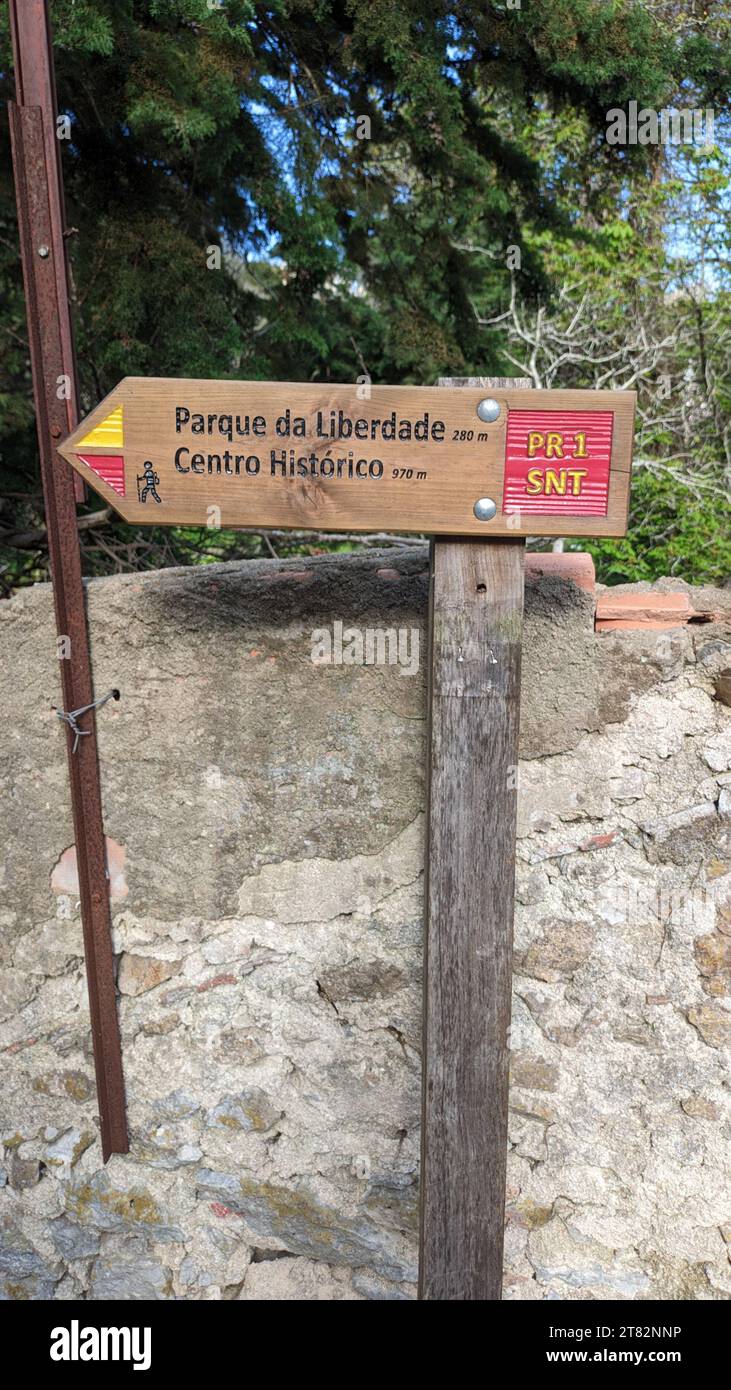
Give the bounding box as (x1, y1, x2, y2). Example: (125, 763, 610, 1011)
(1, 548, 730, 1301)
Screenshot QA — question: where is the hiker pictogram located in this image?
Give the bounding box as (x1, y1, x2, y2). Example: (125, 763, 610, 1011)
(137, 460, 162, 504)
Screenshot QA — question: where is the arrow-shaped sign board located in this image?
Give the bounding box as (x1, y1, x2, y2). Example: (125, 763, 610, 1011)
(58, 378, 635, 537)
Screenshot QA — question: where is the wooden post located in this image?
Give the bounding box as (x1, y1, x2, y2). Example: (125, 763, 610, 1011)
(419, 375, 528, 1300)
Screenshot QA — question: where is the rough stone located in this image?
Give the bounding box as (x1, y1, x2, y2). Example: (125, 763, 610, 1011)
(694, 931, 731, 997)
(0, 969, 38, 1023)
(703, 735, 731, 773)
(507, 1197, 554, 1230)
(12, 920, 84, 977)
(350, 1269, 416, 1300)
(363, 1175, 419, 1233)
(196, 1170, 416, 1281)
(49, 1216, 102, 1261)
(686, 1003, 731, 1049)
(64, 1172, 184, 1243)
(117, 954, 182, 996)
(318, 959, 407, 1002)
(0, 1218, 58, 1299)
(31, 1070, 94, 1102)
(240, 1256, 364, 1301)
(8, 1155, 40, 1190)
(1, 555, 730, 1303)
(509, 1053, 559, 1093)
(528, 1215, 653, 1295)
(44, 1128, 96, 1170)
(207, 1089, 282, 1134)
(680, 1096, 720, 1121)
(89, 1237, 172, 1300)
(152, 1090, 200, 1121)
(519, 920, 594, 982)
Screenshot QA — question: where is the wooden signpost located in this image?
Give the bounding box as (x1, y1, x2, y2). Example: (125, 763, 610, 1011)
(14, 0, 637, 1306)
(57, 373, 635, 1299)
(58, 378, 634, 539)
(420, 375, 529, 1302)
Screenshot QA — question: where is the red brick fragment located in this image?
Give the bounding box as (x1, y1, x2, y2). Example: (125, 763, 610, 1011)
(525, 552, 595, 595)
(209, 1202, 236, 1219)
(196, 973, 237, 993)
(3, 1037, 38, 1055)
(595, 592, 709, 630)
(579, 831, 618, 852)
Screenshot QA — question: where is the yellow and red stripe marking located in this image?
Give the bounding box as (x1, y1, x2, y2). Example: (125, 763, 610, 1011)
(77, 405, 124, 449)
(74, 407, 126, 496)
(77, 453, 125, 496)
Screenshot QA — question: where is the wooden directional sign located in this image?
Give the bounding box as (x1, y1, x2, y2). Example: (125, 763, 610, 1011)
(58, 378, 635, 537)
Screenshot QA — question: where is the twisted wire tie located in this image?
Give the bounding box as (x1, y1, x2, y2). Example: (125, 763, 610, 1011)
(55, 688, 120, 753)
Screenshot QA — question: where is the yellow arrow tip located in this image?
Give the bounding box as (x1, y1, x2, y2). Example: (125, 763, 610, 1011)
(77, 404, 124, 449)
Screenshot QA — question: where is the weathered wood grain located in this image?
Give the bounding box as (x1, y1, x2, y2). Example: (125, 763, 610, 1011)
(57, 377, 634, 538)
(419, 376, 527, 1300)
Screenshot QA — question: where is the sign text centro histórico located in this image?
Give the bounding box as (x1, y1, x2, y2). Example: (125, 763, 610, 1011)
(58, 379, 635, 538)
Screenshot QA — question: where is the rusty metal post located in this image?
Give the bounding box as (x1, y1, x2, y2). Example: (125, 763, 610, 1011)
(9, 2, 129, 1160)
(10, 0, 85, 502)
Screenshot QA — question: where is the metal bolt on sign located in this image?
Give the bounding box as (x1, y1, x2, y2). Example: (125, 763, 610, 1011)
(477, 397, 501, 422)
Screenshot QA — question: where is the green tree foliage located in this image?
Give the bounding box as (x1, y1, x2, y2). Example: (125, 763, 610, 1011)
(0, 0, 728, 588)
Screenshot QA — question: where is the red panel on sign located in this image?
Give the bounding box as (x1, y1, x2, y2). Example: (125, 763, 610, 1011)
(503, 410, 613, 516)
(77, 453, 126, 497)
